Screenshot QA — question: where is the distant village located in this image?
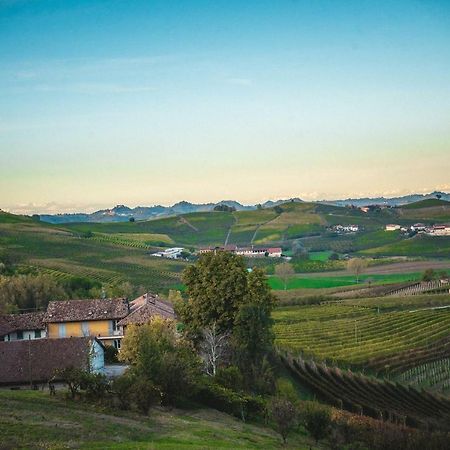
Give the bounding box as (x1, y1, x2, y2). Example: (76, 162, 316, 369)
(385, 223, 450, 236)
(151, 245, 283, 259)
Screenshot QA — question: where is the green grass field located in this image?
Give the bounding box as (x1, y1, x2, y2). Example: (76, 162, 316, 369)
(0, 390, 321, 449)
(361, 235, 450, 257)
(268, 272, 426, 290)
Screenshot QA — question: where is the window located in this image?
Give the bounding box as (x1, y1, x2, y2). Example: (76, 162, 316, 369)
(81, 322, 90, 336)
(113, 339, 121, 350)
(17, 331, 23, 340)
(59, 323, 66, 338)
(112, 320, 119, 332)
(34, 329, 41, 339)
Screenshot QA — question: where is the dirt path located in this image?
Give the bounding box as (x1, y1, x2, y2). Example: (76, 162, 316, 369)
(178, 216, 198, 232)
(296, 260, 450, 278)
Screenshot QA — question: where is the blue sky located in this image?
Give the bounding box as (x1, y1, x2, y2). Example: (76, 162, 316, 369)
(1, 0, 449, 213)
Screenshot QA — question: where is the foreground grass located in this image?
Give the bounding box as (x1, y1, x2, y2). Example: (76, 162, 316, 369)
(0, 390, 322, 450)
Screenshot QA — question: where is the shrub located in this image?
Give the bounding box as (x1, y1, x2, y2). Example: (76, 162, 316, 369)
(82, 373, 110, 400)
(194, 378, 265, 421)
(215, 366, 244, 391)
(111, 374, 134, 410)
(267, 397, 298, 444)
(58, 367, 87, 399)
(129, 376, 160, 414)
(303, 402, 332, 444)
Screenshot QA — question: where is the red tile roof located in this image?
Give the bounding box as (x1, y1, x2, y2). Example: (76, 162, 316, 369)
(45, 298, 129, 323)
(0, 312, 46, 337)
(0, 337, 97, 385)
(118, 293, 175, 326)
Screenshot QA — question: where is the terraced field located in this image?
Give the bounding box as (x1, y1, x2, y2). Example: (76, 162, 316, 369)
(273, 302, 450, 366)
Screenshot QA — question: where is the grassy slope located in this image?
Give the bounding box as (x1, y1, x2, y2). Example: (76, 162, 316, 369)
(401, 199, 450, 209)
(0, 390, 320, 450)
(0, 218, 186, 292)
(361, 235, 450, 257)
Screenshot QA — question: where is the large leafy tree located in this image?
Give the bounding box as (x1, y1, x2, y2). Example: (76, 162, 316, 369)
(178, 251, 248, 335)
(178, 253, 276, 392)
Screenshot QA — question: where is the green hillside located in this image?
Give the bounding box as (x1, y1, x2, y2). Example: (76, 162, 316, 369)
(361, 235, 450, 257)
(0, 390, 320, 449)
(0, 218, 186, 292)
(401, 199, 450, 209)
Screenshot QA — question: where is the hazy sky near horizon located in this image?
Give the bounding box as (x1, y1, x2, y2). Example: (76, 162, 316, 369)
(1, 0, 449, 214)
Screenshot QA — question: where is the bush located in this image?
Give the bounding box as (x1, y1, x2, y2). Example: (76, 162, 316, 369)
(215, 366, 244, 391)
(129, 376, 160, 414)
(303, 402, 332, 444)
(82, 372, 110, 400)
(267, 397, 298, 444)
(194, 378, 265, 421)
(111, 374, 134, 410)
(58, 367, 87, 399)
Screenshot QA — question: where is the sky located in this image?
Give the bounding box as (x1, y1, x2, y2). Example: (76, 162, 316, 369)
(0, 0, 449, 214)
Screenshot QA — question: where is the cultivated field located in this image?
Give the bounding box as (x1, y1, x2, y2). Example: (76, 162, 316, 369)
(273, 296, 450, 371)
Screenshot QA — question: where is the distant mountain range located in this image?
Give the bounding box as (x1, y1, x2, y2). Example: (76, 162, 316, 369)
(36, 192, 449, 224)
(322, 191, 450, 208)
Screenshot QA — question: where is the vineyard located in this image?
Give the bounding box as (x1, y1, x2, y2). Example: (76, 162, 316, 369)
(397, 358, 450, 393)
(273, 302, 450, 366)
(0, 219, 187, 293)
(281, 354, 450, 430)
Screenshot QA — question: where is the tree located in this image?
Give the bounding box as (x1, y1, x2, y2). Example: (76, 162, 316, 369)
(303, 403, 332, 444)
(274, 205, 283, 214)
(436, 193, 442, 200)
(422, 268, 436, 282)
(268, 397, 298, 444)
(177, 252, 248, 336)
(232, 269, 275, 390)
(347, 258, 368, 284)
(275, 262, 295, 290)
(129, 217, 135, 222)
(58, 367, 86, 399)
(0, 274, 67, 313)
(199, 322, 230, 376)
(118, 318, 201, 405)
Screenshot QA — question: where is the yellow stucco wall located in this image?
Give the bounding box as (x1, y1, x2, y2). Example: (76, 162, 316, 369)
(48, 320, 112, 338)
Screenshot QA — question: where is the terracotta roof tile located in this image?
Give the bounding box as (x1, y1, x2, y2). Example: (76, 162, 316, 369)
(0, 337, 96, 385)
(45, 298, 129, 323)
(0, 312, 46, 337)
(118, 293, 175, 326)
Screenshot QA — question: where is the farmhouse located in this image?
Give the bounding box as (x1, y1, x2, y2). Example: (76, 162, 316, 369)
(45, 298, 129, 350)
(0, 337, 104, 387)
(152, 247, 185, 259)
(385, 224, 401, 231)
(430, 224, 450, 236)
(118, 293, 175, 341)
(0, 312, 47, 342)
(199, 245, 282, 258)
(332, 224, 359, 233)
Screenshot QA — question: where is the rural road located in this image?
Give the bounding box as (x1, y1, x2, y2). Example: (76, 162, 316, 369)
(296, 260, 450, 277)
